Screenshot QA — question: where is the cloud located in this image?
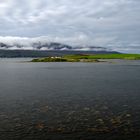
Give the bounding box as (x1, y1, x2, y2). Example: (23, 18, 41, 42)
(0, 0, 140, 52)
(0, 35, 92, 47)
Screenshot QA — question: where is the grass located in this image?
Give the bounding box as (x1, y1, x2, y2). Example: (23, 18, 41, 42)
(63, 54, 140, 60)
(31, 54, 140, 62)
(31, 57, 81, 62)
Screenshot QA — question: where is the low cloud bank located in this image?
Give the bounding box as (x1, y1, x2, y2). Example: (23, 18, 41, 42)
(0, 36, 139, 53)
(0, 36, 108, 51)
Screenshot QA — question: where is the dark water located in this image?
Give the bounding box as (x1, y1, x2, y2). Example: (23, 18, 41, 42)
(0, 58, 140, 140)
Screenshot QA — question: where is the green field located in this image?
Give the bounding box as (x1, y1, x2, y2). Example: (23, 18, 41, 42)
(31, 54, 140, 62)
(63, 54, 140, 60)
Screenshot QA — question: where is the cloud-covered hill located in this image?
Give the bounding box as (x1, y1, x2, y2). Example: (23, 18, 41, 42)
(0, 36, 109, 51)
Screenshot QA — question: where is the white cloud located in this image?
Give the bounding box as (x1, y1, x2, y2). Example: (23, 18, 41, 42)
(0, 35, 90, 46)
(0, 0, 140, 52)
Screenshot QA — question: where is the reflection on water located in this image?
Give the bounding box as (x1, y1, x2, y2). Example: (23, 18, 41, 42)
(0, 58, 140, 140)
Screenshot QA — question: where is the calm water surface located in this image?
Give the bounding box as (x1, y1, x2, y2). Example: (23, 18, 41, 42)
(0, 58, 140, 140)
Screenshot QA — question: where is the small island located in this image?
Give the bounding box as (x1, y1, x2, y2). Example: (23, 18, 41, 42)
(31, 56, 100, 62)
(31, 54, 140, 62)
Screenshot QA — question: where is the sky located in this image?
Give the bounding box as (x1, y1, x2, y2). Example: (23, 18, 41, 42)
(0, 0, 140, 53)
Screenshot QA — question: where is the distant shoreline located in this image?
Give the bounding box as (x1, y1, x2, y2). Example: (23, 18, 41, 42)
(31, 54, 140, 62)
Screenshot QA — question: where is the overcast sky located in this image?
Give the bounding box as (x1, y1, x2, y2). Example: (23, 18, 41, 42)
(0, 0, 140, 52)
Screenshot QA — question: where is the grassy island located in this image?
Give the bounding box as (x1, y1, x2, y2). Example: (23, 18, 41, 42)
(31, 56, 100, 62)
(31, 54, 140, 62)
